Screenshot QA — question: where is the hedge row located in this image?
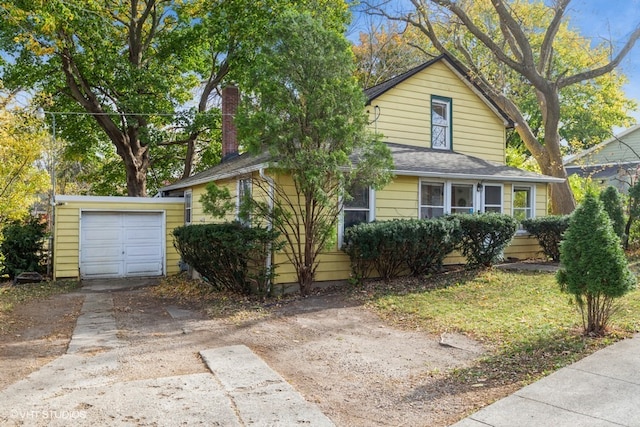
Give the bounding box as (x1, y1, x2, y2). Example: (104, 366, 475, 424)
(342, 213, 518, 282)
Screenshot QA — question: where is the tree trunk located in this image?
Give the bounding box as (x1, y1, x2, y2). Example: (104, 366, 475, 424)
(115, 130, 150, 197)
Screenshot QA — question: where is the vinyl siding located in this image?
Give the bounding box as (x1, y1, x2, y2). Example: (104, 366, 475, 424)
(53, 197, 184, 279)
(367, 61, 506, 163)
(566, 128, 640, 166)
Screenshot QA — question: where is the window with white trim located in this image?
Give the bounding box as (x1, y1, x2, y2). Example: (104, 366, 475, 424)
(431, 96, 451, 150)
(451, 184, 474, 214)
(237, 177, 252, 225)
(483, 184, 503, 213)
(419, 181, 477, 218)
(344, 186, 372, 229)
(339, 185, 374, 247)
(184, 190, 192, 224)
(512, 185, 534, 222)
(420, 182, 445, 218)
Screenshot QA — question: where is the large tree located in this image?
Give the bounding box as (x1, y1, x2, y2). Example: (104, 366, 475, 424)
(236, 9, 393, 295)
(352, 21, 431, 88)
(0, 0, 344, 196)
(366, 0, 640, 214)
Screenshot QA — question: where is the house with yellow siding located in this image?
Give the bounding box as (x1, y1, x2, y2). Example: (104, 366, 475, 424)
(160, 54, 563, 287)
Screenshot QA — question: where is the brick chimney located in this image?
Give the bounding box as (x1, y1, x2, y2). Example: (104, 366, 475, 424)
(221, 85, 239, 161)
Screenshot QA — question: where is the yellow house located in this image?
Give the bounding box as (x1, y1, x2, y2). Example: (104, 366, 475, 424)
(160, 55, 563, 288)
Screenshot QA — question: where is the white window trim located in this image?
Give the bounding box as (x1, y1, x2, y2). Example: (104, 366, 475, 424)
(184, 190, 193, 225)
(512, 184, 535, 234)
(419, 180, 481, 218)
(338, 187, 375, 248)
(481, 183, 504, 213)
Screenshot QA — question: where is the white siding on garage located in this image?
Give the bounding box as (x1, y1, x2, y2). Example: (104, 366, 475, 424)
(80, 211, 164, 278)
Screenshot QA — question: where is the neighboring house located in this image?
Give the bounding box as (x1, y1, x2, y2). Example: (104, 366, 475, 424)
(159, 54, 563, 288)
(564, 125, 640, 193)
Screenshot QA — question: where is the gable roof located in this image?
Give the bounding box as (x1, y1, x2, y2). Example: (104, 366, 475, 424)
(364, 54, 514, 128)
(564, 125, 640, 166)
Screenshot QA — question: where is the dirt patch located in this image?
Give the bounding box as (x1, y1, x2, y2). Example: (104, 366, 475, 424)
(1, 285, 511, 426)
(0, 293, 83, 388)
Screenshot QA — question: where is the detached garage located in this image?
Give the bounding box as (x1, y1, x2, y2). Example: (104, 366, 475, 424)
(53, 196, 185, 280)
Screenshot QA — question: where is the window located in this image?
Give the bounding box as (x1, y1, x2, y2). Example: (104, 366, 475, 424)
(483, 184, 503, 213)
(513, 186, 534, 222)
(184, 190, 192, 224)
(237, 178, 252, 225)
(451, 184, 474, 214)
(339, 185, 374, 247)
(431, 96, 451, 150)
(419, 181, 476, 218)
(344, 186, 372, 229)
(420, 182, 445, 218)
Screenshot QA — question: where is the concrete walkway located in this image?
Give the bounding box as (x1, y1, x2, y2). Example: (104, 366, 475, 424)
(0, 283, 334, 426)
(451, 333, 640, 427)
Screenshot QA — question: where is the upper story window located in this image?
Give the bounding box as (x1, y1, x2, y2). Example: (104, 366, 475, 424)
(237, 177, 252, 225)
(513, 185, 534, 222)
(482, 184, 503, 213)
(184, 190, 192, 224)
(431, 96, 452, 150)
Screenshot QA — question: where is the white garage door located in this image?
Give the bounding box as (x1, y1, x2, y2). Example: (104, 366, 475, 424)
(80, 211, 164, 278)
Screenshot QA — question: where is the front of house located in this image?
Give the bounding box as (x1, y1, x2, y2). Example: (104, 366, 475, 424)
(52, 55, 561, 283)
(158, 55, 563, 287)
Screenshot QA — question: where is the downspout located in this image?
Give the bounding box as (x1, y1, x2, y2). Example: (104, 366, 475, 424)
(259, 167, 274, 294)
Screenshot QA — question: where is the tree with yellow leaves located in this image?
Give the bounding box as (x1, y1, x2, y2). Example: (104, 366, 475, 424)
(0, 92, 49, 224)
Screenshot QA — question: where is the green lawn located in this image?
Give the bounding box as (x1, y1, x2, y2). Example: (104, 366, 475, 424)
(371, 269, 640, 385)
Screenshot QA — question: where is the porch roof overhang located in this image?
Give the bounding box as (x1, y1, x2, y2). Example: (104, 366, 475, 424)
(383, 143, 564, 184)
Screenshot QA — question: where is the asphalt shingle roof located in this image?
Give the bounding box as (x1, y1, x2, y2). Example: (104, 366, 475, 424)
(161, 142, 561, 193)
(160, 151, 271, 192)
(386, 143, 562, 183)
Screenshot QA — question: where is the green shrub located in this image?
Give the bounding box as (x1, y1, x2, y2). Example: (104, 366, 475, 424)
(342, 221, 407, 282)
(521, 215, 570, 261)
(403, 217, 462, 275)
(0, 217, 48, 279)
(599, 186, 625, 241)
(456, 213, 518, 267)
(557, 193, 636, 336)
(342, 218, 462, 281)
(342, 223, 378, 282)
(173, 222, 282, 296)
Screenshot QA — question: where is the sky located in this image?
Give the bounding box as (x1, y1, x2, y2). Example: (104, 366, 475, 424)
(568, 0, 640, 123)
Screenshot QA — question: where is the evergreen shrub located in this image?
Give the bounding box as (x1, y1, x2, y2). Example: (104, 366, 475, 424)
(342, 218, 462, 282)
(173, 222, 282, 296)
(0, 217, 48, 279)
(521, 215, 570, 261)
(456, 213, 518, 267)
(557, 193, 636, 335)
